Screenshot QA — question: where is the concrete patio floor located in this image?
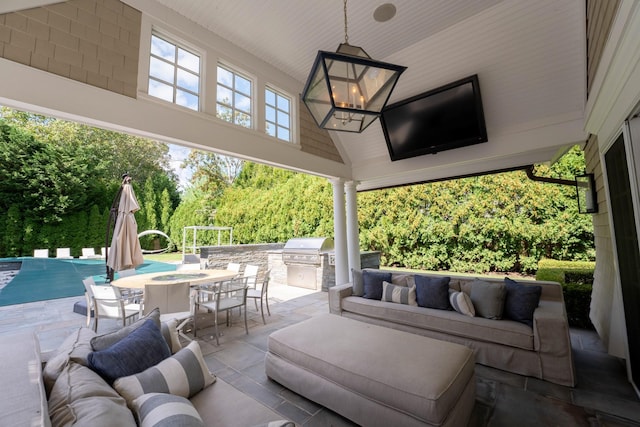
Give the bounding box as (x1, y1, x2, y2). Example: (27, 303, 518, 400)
(1, 282, 640, 426)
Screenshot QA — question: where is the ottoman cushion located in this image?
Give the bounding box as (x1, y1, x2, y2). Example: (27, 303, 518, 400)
(267, 314, 475, 426)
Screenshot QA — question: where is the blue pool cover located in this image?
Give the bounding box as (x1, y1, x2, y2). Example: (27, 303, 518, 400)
(0, 258, 176, 306)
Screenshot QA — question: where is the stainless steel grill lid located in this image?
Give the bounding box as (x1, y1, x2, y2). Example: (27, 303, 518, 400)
(283, 237, 334, 252)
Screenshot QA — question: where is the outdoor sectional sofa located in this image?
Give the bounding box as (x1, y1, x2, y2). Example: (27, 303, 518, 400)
(329, 269, 576, 387)
(2, 309, 291, 427)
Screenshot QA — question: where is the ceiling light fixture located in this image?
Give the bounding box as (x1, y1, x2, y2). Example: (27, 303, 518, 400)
(301, 0, 406, 133)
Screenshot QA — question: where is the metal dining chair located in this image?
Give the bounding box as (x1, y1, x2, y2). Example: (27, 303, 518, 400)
(116, 268, 143, 303)
(82, 278, 140, 332)
(246, 270, 271, 324)
(227, 262, 241, 274)
(194, 276, 249, 344)
(143, 282, 196, 341)
(243, 264, 259, 289)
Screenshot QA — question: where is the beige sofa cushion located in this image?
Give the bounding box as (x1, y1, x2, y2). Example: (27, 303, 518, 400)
(268, 314, 475, 426)
(48, 362, 136, 427)
(343, 296, 534, 350)
(43, 327, 96, 396)
(191, 379, 289, 426)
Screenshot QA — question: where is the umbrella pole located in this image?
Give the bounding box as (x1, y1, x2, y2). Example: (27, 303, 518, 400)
(105, 174, 130, 282)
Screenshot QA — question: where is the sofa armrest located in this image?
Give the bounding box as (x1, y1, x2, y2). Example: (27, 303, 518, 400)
(533, 300, 570, 354)
(329, 283, 353, 314)
(0, 332, 50, 427)
(532, 299, 576, 386)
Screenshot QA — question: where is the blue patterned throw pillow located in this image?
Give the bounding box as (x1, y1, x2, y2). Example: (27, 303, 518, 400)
(88, 319, 171, 384)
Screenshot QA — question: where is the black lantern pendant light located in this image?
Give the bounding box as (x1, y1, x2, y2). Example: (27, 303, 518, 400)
(301, 0, 407, 133)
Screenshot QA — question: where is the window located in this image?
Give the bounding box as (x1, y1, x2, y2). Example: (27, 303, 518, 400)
(216, 65, 252, 128)
(148, 34, 200, 111)
(265, 87, 291, 142)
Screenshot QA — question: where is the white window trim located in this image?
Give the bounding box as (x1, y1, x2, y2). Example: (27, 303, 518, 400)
(147, 30, 203, 111)
(216, 62, 255, 130)
(267, 82, 298, 145)
(265, 85, 293, 143)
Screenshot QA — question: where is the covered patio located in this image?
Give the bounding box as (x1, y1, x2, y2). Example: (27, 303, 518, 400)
(1, 0, 640, 423)
(0, 285, 639, 426)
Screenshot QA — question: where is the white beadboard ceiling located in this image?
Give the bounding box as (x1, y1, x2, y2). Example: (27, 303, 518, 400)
(152, 0, 587, 190)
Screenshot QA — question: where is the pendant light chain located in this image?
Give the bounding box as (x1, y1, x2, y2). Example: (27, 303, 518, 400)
(343, 0, 349, 45)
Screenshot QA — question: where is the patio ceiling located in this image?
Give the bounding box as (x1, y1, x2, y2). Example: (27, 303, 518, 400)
(0, 0, 588, 191)
(152, 0, 588, 190)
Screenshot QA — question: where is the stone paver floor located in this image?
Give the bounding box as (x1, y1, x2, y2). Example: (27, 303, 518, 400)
(1, 282, 640, 426)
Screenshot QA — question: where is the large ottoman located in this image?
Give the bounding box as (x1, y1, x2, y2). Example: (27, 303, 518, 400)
(266, 314, 476, 427)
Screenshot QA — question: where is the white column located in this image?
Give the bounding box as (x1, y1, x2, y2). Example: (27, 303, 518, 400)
(345, 181, 361, 280)
(331, 178, 349, 285)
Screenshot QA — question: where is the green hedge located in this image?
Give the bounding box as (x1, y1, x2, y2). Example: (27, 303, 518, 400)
(536, 259, 595, 329)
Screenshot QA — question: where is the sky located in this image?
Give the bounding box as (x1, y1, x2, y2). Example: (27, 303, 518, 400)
(168, 144, 193, 190)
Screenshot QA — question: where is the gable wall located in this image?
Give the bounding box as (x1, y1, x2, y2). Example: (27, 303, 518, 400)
(0, 0, 343, 164)
(0, 0, 140, 98)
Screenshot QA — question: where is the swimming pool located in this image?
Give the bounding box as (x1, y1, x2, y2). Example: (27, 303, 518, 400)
(0, 258, 176, 306)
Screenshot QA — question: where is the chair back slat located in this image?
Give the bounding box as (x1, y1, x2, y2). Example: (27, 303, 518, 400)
(90, 284, 122, 318)
(144, 282, 191, 316)
(215, 276, 248, 311)
(243, 264, 259, 288)
(227, 262, 241, 273)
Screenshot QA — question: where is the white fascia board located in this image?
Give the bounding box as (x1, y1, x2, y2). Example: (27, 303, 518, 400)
(353, 115, 587, 190)
(356, 145, 563, 192)
(0, 1, 61, 14)
(0, 58, 350, 180)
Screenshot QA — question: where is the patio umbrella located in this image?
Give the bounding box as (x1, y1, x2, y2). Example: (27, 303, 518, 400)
(106, 174, 144, 280)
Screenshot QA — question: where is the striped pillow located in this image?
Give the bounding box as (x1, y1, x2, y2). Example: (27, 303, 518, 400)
(133, 393, 203, 427)
(381, 281, 418, 306)
(113, 341, 216, 406)
(161, 319, 182, 354)
(450, 291, 475, 317)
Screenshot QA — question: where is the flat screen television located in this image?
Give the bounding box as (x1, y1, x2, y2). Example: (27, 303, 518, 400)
(380, 74, 488, 161)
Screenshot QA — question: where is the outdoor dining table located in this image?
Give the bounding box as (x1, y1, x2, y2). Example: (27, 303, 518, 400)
(110, 269, 239, 290)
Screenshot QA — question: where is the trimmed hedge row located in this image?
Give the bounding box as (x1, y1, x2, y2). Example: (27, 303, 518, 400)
(536, 259, 595, 329)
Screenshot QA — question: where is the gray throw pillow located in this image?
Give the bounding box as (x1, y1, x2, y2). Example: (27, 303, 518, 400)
(91, 308, 161, 351)
(351, 268, 364, 296)
(470, 280, 506, 319)
(414, 275, 451, 309)
(504, 277, 542, 327)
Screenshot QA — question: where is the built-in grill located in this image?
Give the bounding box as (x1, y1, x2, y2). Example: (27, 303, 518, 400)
(282, 237, 334, 289)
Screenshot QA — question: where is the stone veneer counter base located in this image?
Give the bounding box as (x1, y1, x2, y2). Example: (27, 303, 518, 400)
(266, 313, 476, 427)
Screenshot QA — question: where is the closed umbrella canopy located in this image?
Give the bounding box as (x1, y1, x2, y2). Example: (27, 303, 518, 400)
(107, 178, 144, 273)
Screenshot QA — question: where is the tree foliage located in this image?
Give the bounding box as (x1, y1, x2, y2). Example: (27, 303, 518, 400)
(0, 106, 594, 274)
(214, 163, 333, 243)
(211, 148, 593, 274)
(358, 147, 593, 273)
(0, 108, 180, 257)
(182, 151, 243, 203)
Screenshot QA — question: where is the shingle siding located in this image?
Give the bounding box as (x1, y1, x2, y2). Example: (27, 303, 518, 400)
(0, 0, 140, 98)
(299, 99, 344, 164)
